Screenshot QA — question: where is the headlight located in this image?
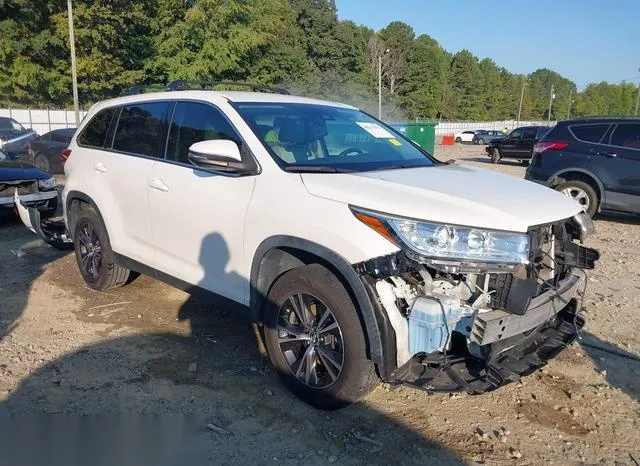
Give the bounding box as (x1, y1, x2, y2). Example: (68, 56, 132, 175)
(0, 137, 6, 149)
(38, 177, 57, 190)
(352, 207, 530, 270)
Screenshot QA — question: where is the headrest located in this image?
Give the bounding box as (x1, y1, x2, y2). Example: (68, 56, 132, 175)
(278, 117, 327, 144)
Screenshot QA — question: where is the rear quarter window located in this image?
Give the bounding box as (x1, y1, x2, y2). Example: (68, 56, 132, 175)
(569, 124, 609, 143)
(77, 107, 118, 148)
(610, 123, 640, 149)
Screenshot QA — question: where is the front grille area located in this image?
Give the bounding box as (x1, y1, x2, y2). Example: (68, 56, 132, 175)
(0, 181, 38, 197)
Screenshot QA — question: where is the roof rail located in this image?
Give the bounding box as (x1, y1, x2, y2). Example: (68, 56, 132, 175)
(124, 84, 167, 96)
(165, 80, 290, 95)
(571, 115, 640, 120)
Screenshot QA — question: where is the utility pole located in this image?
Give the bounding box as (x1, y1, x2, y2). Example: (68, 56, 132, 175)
(547, 84, 555, 124)
(635, 68, 640, 116)
(378, 48, 390, 120)
(567, 88, 573, 119)
(516, 79, 527, 126)
(67, 0, 80, 125)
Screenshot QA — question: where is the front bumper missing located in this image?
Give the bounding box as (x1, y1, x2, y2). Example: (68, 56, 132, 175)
(394, 302, 583, 394)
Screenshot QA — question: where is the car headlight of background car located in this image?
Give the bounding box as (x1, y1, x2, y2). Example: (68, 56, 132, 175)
(352, 207, 530, 272)
(38, 177, 57, 191)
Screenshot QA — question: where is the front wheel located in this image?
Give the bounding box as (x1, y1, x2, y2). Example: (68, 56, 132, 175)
(477, 138, 485, 145)
(264, 264, 378, 410)
(491, 148, 501, 164)
(556, 180, 598, 217)
(33, 153, 50, 173)
(455, 137, 462, 143)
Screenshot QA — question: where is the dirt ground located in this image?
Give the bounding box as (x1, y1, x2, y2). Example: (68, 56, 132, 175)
(1, 144, 639, 465)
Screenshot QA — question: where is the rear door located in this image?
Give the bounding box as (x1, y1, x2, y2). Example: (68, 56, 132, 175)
(519, 127, 539, 158)
(500, 128, 523, 158)
(91, 101, 171, 263)
(592, 122, 640, 213)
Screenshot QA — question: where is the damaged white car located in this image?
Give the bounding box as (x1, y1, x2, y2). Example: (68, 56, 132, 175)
(16, 81, 599, 409)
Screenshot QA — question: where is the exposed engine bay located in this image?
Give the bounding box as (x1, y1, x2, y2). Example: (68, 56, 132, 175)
(355, 214, 599, 393)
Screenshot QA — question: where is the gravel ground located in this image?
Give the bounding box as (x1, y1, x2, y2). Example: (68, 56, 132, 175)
(1, 143, 639, 465)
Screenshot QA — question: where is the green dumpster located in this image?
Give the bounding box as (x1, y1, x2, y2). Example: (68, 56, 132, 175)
(389, 122, 437, 155)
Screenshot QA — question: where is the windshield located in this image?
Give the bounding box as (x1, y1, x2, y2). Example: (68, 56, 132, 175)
(234, 103, 436, 172)
(0, 118, 25, 132)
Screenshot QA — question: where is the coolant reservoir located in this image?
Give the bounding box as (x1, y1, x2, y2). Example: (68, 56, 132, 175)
(408, 295, 460, 354)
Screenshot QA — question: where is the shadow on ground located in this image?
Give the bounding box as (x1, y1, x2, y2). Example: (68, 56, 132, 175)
(0, 230, 462, 465)
(579, 331, 640, 401)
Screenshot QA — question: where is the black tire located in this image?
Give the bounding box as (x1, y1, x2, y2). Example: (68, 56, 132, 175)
(73, 206, 132, 290)
(455, 137, 462, 143)
(520, 160, 530, 166)
(264, 264, 378, 410)
(555, 180, 598, 217)
(477, 138, 485, 145)
(491, 148, 501, 164)
(33, 153, 50, 172)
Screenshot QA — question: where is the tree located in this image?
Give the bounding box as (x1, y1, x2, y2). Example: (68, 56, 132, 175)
(378, 21, 414, 94)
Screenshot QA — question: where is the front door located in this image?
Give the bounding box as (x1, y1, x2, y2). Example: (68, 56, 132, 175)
(501, 128, 522, 158)
(148, 100, 256, 305)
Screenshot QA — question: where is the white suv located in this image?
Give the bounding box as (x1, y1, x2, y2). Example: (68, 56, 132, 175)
(58, 82, 598, 409)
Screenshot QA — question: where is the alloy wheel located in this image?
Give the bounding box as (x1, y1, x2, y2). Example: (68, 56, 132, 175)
(276, 292, 344, 389)
(561, 186, 590, 212)
(77, 222, 102, 280)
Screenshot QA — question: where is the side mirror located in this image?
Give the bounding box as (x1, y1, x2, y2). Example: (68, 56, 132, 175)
(187, 140, 242, 170)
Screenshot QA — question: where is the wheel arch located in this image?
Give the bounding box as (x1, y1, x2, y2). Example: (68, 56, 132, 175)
(549, 169, 604, 204)
(250, 236, 387, 369)
(65, 191, 109, 240)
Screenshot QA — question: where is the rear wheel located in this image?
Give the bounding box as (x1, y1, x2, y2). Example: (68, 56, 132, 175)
(477, 138, 485, 145)
(73, 206, 132, 290)
(556, 180, 598, 217)
(491, 148, 501, 164)
(264, 264, 378, 410)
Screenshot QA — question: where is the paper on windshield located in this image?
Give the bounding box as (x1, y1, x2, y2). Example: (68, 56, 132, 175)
(356, 122, 395, 139)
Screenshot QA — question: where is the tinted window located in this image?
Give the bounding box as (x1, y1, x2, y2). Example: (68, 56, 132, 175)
(610, 123, 640, 149)
(113, 102, 169, 157)
(523, 128, 538, 139)
(570, 124, 609, 143)
(463, 131, 474, 134)
(0, 117, 24, 131)
(509, 129, 523, 139)
(78, 107, 117, 148)
(536, 127, 550, 138)
(50, 129, 74, 143)
(167, 102, 240, 164)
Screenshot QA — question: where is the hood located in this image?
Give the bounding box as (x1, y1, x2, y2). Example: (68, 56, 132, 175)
(301, 164, 582, 232)
(0, 160, 50, 182)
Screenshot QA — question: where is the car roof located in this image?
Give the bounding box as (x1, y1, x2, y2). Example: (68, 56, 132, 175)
(88, 90, 357, 113)
(560, 117, 640, 124)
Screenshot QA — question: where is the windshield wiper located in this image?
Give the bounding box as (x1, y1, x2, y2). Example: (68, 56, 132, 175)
(283, 166, 354, 173)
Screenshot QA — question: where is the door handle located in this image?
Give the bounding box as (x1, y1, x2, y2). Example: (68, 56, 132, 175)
(595, 151, 617, 157)
(149, 178, 169, 192)
(93, 162, 107, 173)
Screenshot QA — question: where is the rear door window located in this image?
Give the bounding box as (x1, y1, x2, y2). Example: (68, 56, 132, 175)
(569, 124, 609, 143)
(77, 107, 118, 148)
(523, 128, 538, 139)
(113, 102, 170, 158)
(166, 101, 240, 164)
(610, 123, 640, 150)
(50, 130, 70, 143)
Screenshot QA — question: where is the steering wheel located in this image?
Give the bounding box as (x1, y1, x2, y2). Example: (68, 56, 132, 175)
(336, 147, 364, 157)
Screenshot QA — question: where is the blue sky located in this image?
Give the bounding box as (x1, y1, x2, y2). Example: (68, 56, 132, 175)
(335, 0, 640, 87)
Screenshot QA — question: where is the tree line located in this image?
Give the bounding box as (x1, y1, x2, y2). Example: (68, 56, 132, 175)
(1, 0, 637, 120)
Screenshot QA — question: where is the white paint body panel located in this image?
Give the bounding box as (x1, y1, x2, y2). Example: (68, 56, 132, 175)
(64, 91, 581, 308)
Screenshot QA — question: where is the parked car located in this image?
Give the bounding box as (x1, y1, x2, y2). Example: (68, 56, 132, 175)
(486, 126, 551, 164)
(0, 117, 38, 160)
(24, 127, 75, 174)
(18, 81, 599, 409)
(0, 159, 57, 217)
(454, 130, 477, 143)
(472, 130, 505, 145)
(526, 117, 640, 217)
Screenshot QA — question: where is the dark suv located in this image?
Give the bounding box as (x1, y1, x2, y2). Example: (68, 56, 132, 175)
(525, 118, 640, 217)
(486, 126, 550, 164)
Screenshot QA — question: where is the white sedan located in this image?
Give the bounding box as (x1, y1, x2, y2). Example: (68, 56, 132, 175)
(454, 130, 479, 143)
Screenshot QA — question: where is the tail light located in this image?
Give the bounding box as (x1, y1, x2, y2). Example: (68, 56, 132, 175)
(60, 148, 72, 163)
(533, 141, 569, 155)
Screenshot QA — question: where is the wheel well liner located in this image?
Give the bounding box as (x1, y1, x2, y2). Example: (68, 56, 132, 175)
(250, 236, 385, 367)
(65, 191, 107, 239)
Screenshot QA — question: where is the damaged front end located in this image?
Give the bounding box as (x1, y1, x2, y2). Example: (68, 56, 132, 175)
(13, 190, 73, 250)
(353, 207, 599, 394)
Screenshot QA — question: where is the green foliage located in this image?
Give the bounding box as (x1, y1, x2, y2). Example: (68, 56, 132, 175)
(0, 0, 637, 120)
